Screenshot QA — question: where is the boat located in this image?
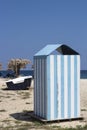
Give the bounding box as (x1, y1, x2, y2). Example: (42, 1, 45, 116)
(6, 76, 32, 90)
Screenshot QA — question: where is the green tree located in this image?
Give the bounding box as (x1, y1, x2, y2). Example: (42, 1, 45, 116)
(8, 58, 31, 77)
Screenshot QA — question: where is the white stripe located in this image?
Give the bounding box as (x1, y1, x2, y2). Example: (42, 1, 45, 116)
(44, 59, 47, 118)
(37, 59, 41, 116)
(42, 59, 45, 117)
(64, 56, 68, 118)
(50, 55, 54, 119)
(38, 59, 40, 116)
(77, 56, 80, 116)
(71, 56, 74, 118)
(57, 56, 61, 119)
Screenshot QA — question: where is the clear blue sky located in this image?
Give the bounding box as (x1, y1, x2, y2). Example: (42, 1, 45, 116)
(0, 0, 87, 70)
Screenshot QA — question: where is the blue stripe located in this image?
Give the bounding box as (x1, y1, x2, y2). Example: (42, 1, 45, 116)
(40, 58, 44, 117)
(34, 59, 36, 114)
(36, 59, 39, 115)
(74, 56, 78, 117)
(35, 58, 38, 115)
(47, 56, 51, 120)
(39, 59, 41, 116)
(54, 55, 57, 119)
(68, 56, 71, 118)
(42, 59, 44, 117)
(61, 56, 64, 118)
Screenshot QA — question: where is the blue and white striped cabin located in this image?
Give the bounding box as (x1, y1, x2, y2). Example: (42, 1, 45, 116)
(34, 44, 80, 121)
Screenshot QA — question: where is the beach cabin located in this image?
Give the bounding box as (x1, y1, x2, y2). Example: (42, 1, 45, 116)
(34, 44, 80, 121)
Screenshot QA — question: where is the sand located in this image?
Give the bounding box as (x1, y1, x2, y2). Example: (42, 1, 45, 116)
(0, 78, 87, 129)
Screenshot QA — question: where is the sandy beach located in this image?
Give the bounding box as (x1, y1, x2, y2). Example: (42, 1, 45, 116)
(0, 78, 87, 130)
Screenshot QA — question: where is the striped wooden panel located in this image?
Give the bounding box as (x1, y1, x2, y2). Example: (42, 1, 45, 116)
(34, 57, 47, 118)
(47, 55, 80, 120)
(34, 55, 80, 121)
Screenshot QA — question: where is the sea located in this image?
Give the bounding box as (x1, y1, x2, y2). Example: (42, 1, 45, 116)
(0, 70, 87, 79)
(0, 70, 34, 78)
(80, 70, 87, 79)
